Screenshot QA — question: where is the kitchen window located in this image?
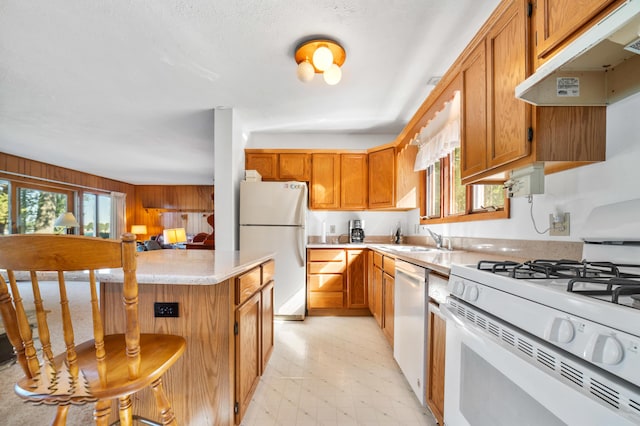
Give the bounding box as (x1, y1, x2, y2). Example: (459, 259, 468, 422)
(422, 148, 508, 223)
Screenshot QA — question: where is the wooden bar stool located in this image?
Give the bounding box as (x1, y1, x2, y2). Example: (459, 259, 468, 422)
(0, 233, 186, 425)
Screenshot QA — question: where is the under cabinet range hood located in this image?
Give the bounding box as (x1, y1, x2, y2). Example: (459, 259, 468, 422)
(516, 0, 640, 106)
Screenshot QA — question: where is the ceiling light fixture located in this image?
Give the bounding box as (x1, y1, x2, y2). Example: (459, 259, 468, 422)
(295, 39, 346, 85)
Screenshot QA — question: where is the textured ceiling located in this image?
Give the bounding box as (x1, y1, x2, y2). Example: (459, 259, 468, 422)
(0, 0, 500, 185)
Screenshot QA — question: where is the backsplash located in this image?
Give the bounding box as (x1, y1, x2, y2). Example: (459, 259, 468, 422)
(308, 234, 583, 261)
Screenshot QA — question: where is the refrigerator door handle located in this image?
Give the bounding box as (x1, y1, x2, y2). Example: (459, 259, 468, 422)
(296, 184, 307, 227)
(296, 226, 305, 267)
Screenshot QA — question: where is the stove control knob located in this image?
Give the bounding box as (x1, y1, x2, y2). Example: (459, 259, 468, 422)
(464, 285, 479, 302)
(452, 281, 465, 297)
(546, 318, 575, 344)
(585, 334, 624, 365)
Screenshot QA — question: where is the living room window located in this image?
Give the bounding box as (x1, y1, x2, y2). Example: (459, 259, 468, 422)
(82, 192, 112, 238)
(0, 180, 8, 235)
(16, 185, 73, 234)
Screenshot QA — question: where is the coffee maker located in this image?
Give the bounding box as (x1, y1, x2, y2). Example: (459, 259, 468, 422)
(349, 219, 365, 243)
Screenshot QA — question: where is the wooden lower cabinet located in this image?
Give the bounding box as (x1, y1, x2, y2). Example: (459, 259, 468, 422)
(234, 261, 274, 424)
(347, 249, 367, 308)
(261, 280, 274, 372)
(307, 248, 369, 315)
(235, 292, 261, 422)
(382, 272, 395, 347)
(427, 303, 446, 425)
(370, 251, 395, 346)
(371, 263, 383, 327)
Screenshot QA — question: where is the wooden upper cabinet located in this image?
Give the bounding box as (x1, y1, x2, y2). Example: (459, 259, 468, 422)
(533, 0, 623, 66)
(245, 153, 278, 180)
(368, 147, 395, 209)
(310, 153, 341, 209)
(486, 0, 530, 170)
(395, 144, 420, 209)
(340, 153, 368, 210)
(278, 153, 310, 181)
(461, 0, 530, 183)
(460, 39, 489, 179)
(245, 151, 310, 181)
(459, 0, 606, 183)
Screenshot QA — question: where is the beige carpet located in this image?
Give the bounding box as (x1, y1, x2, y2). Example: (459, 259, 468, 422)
(0, 281, 95, 425)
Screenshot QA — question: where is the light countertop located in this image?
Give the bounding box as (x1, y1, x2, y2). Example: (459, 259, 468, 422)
(97, 249, 275, 285)
(307, 243, 528, 276)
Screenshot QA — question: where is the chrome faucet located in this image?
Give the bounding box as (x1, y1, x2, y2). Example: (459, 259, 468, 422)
(427, 228, 443, 249)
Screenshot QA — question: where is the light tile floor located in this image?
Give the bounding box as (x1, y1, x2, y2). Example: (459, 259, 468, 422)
(241, 316, 438, 426)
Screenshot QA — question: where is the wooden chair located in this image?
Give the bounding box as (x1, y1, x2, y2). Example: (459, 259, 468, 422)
(0, 233, 186, 425)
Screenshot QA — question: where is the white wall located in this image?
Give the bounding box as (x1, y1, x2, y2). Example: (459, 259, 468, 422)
(214, 108, 246, 250)
(246, 133, 396, 151)
(410, 92, 640, 242)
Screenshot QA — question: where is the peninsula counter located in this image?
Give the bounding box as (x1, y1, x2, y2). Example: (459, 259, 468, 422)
(98, 249, 276, 425)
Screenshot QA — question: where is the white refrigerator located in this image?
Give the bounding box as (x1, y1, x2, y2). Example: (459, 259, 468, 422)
(239, 181, 307, 319)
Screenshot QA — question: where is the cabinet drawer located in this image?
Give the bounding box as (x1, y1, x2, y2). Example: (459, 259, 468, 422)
(383, 257, 395, 276)
(308, 274, 344, 292)
(236, 266, 262, 305)
(307, 262, 345, 274)
(373, 251, 383, 268)
(262, 259, 275, 284)
(308, 249, 346, 262)
(309, 292, 345, 309)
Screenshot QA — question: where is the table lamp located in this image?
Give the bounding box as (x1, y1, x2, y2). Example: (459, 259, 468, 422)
(54, 212, 79, 234)
(163, 228, 187, 247)
(131, 224, 148, 242)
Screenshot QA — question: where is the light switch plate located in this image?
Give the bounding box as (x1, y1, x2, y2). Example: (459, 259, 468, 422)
(549, 213, 570, 236)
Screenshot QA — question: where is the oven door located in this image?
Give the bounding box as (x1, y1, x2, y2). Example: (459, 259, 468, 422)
(442, 298, 638, 426)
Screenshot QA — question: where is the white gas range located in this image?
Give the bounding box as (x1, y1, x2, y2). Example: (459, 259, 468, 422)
(443, 199, 640, 426)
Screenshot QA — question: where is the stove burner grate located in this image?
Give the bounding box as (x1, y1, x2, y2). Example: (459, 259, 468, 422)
(567, 278, 640, 304)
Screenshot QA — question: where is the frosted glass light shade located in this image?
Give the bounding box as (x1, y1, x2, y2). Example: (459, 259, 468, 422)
(323, 63, 342, 85)
(313, 46, 334, 71)
(297, 60, 315, 82)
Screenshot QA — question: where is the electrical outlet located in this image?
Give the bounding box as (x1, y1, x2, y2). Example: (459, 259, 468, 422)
(154, 302, 179, 318)
(329, 225, 336, 233)
(549, 213, 570, 236)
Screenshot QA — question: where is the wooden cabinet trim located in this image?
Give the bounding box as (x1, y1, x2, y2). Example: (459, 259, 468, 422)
(236, 266, 262, 305)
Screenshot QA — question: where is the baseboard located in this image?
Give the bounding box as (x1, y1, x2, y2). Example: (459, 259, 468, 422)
(275, 314, 305, 321)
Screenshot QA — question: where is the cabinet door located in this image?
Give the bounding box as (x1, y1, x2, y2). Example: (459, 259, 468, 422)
(341, 154, 368, 209)
(534, 0, 621, 64)
(347, 249, 367, 308)
(310, 153, 340, 209)
(460, 39, 488, 179)
(367, 251, 374, 312)
(372, 265, 383, 327)
(382, 272, 395, 347)
(261, 281, 274, 372)
(486, 0, 530, 170)
(395, 144, 420, 209)
(235, 292, 261, 422)
(279, 153, 310, 181)
(245, 153, 278, 180)
(368, 147, 395, 209)
(427, 306, 446, 425)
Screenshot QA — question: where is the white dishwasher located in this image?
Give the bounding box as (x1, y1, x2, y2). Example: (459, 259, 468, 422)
(393, 259, 428, 405)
